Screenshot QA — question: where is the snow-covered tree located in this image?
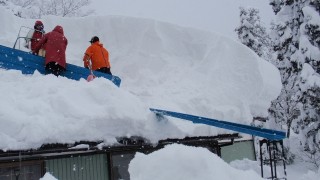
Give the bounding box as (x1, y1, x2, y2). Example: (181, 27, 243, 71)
(10, 0, 34, 7)
(293, 64, 320, 167)
(0, 0, 93, 18)
(268, 0, 320, 168)
(235, 7, 273, 62)
(270, 0, 285, 14)
(0, 0, 7, 5)
(38, 0, 92, 17)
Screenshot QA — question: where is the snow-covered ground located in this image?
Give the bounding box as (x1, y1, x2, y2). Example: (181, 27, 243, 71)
(0, 1, 318, 179)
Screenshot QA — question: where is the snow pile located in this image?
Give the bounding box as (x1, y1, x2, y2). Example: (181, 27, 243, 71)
(230, 158, 267, 175)
(300, 168, 320, 180)
(39, 173, 57, 180)
(230, 157, 320, 180)
(129, 144, 263, 180)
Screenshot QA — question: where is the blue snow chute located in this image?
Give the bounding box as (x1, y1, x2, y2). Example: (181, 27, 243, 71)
(150, 108, 286, 140)
(0, 44, 121, 87)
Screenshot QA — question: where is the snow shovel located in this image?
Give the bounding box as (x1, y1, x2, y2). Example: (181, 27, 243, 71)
(86, 57, 96, 82)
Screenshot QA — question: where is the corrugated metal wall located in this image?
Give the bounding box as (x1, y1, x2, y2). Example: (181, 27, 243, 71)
(45, 154, 109, 180)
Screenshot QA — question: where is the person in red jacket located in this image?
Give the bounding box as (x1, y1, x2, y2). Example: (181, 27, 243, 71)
(25, 20, 45, 56)
(83, 36, 112, 75)
(33, 25, 68, 76)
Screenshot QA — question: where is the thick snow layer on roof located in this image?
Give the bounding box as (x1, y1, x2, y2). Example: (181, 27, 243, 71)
(0, 7, 281, 150)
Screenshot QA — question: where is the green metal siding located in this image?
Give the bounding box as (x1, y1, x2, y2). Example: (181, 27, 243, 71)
(221, 140, 256, 163)
(45, 154, 109, 180)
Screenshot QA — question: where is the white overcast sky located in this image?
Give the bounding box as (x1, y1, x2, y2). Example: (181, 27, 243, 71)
(90, 0, 275, 39)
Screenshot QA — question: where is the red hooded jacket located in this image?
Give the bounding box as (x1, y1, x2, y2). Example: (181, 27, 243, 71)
(34, 25, 68, 68)
(31, 21, 45, 52)
(31, 31, 44, 52)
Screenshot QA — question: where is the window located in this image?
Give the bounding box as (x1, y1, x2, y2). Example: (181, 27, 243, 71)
(111, 153, 135, 180)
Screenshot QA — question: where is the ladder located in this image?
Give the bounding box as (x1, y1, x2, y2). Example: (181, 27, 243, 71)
(259, 139, 287, 180)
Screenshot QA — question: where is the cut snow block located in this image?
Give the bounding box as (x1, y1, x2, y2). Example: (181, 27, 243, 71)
(0, 44, 121, 87)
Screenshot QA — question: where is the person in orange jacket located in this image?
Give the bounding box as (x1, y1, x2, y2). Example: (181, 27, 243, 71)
(83, 36, 112, 75)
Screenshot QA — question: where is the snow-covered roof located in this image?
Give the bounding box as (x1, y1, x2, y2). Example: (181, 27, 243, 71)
(0, 7, 281, 151)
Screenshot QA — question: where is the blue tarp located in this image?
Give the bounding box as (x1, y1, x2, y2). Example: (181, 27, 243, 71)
(0, 44, 121, 87)
(150, 108, 286, 140)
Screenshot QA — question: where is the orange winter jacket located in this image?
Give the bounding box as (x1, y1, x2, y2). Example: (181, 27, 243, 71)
(83, 42, 110, 70)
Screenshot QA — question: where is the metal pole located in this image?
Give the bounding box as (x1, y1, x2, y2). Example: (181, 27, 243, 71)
(13, 26, 34, 49)
(281, 141, 287, 178)
(273, 141, 277, 179)
(268, 141, 274, 179)
(260, 140, 264, 178)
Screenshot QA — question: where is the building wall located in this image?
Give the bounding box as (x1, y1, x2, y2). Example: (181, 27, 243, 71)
(45, 153, 109, 180)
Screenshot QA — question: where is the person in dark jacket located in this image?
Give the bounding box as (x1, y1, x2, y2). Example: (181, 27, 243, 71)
(25, 20, 45, 56)
(33, 25, 68, 76)
(83, 36, 112, 75)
